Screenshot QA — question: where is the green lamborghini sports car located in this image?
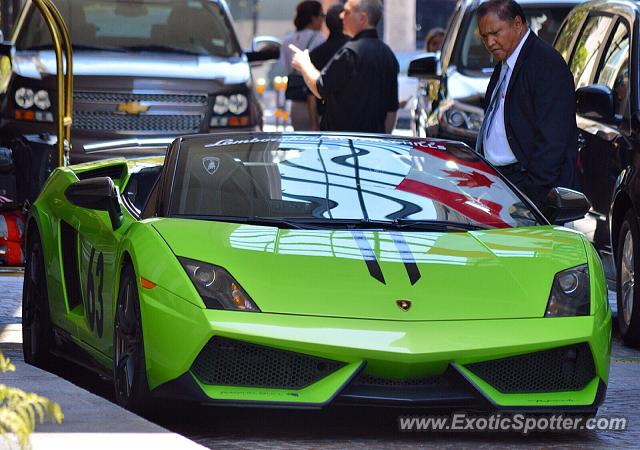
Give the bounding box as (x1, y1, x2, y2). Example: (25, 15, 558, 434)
(22, 132, 611, 413)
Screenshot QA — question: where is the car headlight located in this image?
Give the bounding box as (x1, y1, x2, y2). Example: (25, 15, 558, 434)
(443, 102, 483, 131)
(34, 90, 51, 110)
(228, 94, 248, 115)
(15, 87, 34, 108)
(213, 95, 229, 115)
(179, 257, 260, 312)
(545, 264, 590, 317)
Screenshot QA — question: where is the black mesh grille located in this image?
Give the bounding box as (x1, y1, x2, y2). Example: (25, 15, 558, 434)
(73, 111, 202, 132)
(74, 91, 208, 105)
(352, 374, 448, 388)
(466, 344, 596, 393)
(191, 337, 346, 389)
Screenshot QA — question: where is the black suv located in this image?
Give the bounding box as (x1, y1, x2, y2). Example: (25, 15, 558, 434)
(554, 0, 640, 345)
(408, 0, 584, 147)
(0, 0, 278, 177)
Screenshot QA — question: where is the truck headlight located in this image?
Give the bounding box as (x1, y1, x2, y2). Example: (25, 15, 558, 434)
(15, 87, 34, 108)
(213, 95, 229, 115)
(545, 264, 590, 317)
(34, 90, 51, 110)
(179, 257, 260, 312)
(228, 94, 248, 115)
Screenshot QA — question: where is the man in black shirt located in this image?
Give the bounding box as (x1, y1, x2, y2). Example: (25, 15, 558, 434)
(291, 0, 399, 133)
(309, 3, 350, 125)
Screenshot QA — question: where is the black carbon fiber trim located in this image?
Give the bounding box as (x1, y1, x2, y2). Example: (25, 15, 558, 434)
(466, 343, 596, 394)
(191, 337, 346, 389)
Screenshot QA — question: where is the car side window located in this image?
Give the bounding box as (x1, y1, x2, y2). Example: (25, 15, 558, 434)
(124, 166, 162, 217)
(596, 21, 630, 119)
(569, 15, 614, 89)
(554, 9, 588, 63)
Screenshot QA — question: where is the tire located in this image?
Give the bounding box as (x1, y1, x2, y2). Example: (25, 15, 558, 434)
(616, 210, 640, 346)
(22, 227, 53, 367)
(113, 264, 151, 412)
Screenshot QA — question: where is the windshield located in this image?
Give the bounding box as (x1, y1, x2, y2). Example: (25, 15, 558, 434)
(16, 0, 240, 57)
(458, 6, 571, 75)
(168, 135, 541, 230)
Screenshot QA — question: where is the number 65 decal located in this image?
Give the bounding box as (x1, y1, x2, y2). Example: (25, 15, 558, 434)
(85, 247, 104, 338)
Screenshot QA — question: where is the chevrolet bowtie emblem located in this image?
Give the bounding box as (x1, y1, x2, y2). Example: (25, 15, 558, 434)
(396, 299, 412, 312)
(116, 101, 149, 115)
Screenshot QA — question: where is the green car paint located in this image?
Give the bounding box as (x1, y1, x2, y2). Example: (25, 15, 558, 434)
(26, 141, 611, 411)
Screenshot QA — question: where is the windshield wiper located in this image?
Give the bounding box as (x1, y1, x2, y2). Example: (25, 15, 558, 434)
(172, 215, 489, 231)
(392, 219, 489, 232)
(172, 215, 326, 230)
(125, 45, 200, 55)
(25, 44, 125, 52)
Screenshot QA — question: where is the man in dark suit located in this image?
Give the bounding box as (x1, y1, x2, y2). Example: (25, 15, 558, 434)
(475, 0, 579, 208)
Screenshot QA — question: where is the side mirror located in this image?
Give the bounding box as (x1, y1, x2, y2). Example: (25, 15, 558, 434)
(65, 177, 123, 230)
(576, 85, 616, 123)
(246, 36, 280, 63)
(543, 187, 591, 225)
(408, 53, 440, 79)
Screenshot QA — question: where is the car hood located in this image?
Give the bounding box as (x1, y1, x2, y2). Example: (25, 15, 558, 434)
(152, 219, 588, 321)
(12, 50, 250, 84)
(446, 67, 490, 107)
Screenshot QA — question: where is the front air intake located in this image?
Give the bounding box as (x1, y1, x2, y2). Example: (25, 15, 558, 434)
(191, 337, 346, 389)
(465, 343, 596, 393)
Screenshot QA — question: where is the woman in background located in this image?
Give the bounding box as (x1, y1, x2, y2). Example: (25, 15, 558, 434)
(279, 1, 325, 130)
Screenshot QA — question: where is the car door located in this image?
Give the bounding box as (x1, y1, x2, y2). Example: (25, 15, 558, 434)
(56, 178, 124, 358)
(573, 17, 631, 217)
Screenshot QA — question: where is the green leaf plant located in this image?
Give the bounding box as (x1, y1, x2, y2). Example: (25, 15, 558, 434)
(0, 353, 63, 449)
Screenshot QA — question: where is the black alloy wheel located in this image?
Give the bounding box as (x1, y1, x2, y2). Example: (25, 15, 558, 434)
(22, 227, 53, 367)
(113, 264, 151, 412)
(616, 210, 640, 346)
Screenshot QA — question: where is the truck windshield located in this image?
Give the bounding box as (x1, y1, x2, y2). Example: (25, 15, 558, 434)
(458, 6, 571, 75)
(16, 0, 241, 57)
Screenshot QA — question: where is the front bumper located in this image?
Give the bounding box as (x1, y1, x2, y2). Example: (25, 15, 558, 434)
(140, 286, 611, 412)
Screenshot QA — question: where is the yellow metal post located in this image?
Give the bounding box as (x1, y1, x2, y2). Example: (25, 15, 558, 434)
(30, 0, 73, 167)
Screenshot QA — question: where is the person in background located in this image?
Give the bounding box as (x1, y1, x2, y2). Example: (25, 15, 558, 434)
(309, 3, 349, 128)
(424, 27, 445, 52)
(290, 0, 399, 133)
(475, 0, 578, 208)
(279, 1, 326, 130)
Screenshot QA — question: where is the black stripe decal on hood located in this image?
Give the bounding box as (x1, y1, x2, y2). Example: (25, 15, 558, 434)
(350, 230, 385, 284)
(389, 231, 421, 285)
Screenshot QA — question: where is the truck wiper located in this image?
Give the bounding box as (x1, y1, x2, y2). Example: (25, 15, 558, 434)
(125, 45, 200, 55)
(26, 44, 125, 52)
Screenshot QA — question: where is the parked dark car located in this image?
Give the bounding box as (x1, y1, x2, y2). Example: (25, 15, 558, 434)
(0, 0, 278, 205)
(408, 0, 584, 147)
(553, 0, 640, 346)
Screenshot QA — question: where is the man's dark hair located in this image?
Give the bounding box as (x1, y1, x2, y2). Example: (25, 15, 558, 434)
(476, 0, 527, 25)
(325, 3, 344, 34)
(294, 0, 323, 31)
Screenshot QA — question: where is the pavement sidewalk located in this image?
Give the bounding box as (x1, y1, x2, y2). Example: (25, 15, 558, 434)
(0, 273, 206, 450)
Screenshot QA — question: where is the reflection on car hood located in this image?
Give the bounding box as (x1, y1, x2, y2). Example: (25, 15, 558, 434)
(13, 50, 250, 83)
(152, 219, 588, 321)
(447, 67, 491, 106)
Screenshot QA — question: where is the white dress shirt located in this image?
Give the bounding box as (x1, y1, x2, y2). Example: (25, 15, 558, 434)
(484, 29, 530, 166)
